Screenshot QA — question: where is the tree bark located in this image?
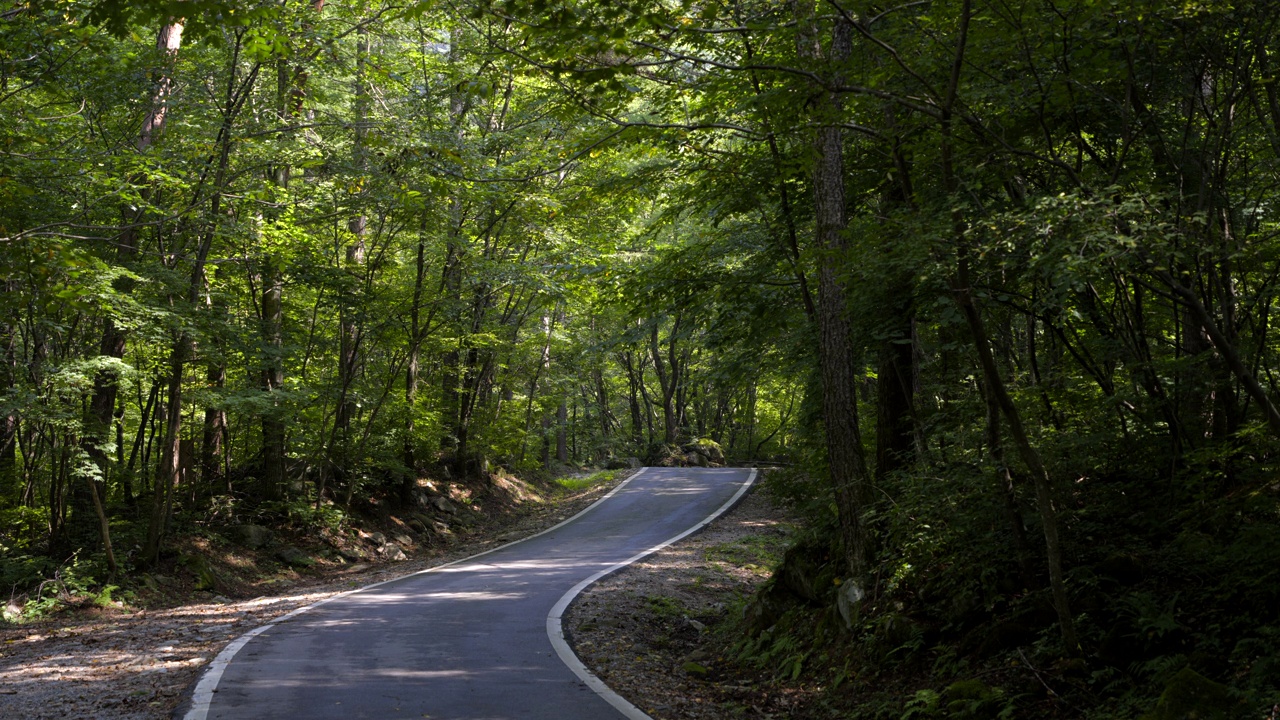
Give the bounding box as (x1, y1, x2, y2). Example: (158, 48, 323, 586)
(798, 4, 875, 581)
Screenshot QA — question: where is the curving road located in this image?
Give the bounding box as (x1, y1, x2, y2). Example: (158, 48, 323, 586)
(179, 466, 756, 720)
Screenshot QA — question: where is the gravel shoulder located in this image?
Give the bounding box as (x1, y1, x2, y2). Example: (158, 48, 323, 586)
(0, 471, 633, 720)
(565, 484, 807, 719)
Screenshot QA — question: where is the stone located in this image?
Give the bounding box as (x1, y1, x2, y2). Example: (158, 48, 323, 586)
(380, 544, 408, 561)
(683, 439, 725, 465)
(227, 524, 274, 550)
(682, 661, 709, 678)
(778, 540, 834, 603)
(742, 582, 794, 636)
(180, 554, 218, 591)
(1145, 667, 1238, 720)
(274, 545, 313, 568)
(335, 546, 364, 562)
(393, 533, 414, 548)
(837, 580, 866, 629)
(431, 496, 457, 514)
(604, 457, 630, 470)
(366, 531, 386, 545)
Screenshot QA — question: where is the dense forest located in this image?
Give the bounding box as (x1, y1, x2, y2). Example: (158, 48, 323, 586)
(3, 0, 1280, 716)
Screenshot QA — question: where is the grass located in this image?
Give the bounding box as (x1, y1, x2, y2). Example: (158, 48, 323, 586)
(553, 469, 619, 493)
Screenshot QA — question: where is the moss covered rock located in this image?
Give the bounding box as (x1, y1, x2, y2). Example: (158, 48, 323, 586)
(1144, 667, 1238, 720)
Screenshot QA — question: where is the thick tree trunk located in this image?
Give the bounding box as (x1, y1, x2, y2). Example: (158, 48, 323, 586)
(799, 6, 875, 581)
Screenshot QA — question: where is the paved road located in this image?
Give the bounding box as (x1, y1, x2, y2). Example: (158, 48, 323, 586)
(181, 467, 755, 720)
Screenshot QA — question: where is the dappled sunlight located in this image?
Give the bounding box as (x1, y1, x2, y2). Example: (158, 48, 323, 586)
(418, 590, 527, 602)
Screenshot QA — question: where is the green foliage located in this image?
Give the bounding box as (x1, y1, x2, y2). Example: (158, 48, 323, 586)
(553, 470, 617, 492)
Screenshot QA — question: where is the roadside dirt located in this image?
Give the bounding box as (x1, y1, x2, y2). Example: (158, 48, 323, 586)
(565, 485, 808, 719)
(0, 471, 632, 720)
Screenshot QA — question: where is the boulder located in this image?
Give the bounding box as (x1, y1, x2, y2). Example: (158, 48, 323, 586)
(227, 524, 274, 550)
(683, 439, 725, 465)
(742, 582, 795, 636)
(335, 545, 365, 562)
(836, 580, 866, 629)
(682, 661, 709, 678)
(431, 496, 457, 515)
(274, 544, 313, 568)
(379, 544, 408, 561)
(1145, 667, 1239, 720)
(366, 531, 387, 545)
(180, 554, 219, 591)
(777, 539, 835, 603)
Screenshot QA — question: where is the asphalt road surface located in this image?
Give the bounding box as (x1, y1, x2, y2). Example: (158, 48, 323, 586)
(180, 466, 756, 720)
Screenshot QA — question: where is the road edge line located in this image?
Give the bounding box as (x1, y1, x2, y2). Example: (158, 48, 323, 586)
(545, 468, 759, 720)
(180, 467, 651, 720)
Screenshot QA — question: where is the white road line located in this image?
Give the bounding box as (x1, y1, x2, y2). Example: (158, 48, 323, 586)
(546, 468, 758, 720)
(182, 467, 652, 720)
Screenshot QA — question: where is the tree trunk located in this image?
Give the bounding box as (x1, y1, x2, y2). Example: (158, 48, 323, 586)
(556, 401, 568, 463)
(1, 302, 18, 501)
(798, 6, 875, 581)
(201, 269, 229, 494)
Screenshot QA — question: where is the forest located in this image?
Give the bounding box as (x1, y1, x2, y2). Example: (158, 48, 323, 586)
(2, 0, 1280, 717)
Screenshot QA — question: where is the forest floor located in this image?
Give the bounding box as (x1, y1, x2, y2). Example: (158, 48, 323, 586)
(0, 468, 639, 720)
(566, 484, 810, 719)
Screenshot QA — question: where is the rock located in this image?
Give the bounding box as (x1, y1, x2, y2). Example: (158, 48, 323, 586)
(366, 531, 386, 545)
(682, 661, 709, 678)
(686, 649, 710, 662)
(393, 533, 414, 548)
(942, 679, 1001, 712)
(973, 618, 1038, 658)
(274, 545, 313, 568)
(180, 554, 219, 591)
(1097, 553, 1144, 586)
(778, 539, 834, 603)
(685, 452, 707, 467)
(1145, 667, 1239, 720)
(335, 546, 364, 562)
(380, 544, 408, 561)
(432, 520, 452, 535)
(836, 580, 866, 629)
(683, 439, 725, 465)
(743, 581, 795, 636)
(604, 457, 630, 470)
(227, 524, 274, 549)
(431, 496, 457, 514)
